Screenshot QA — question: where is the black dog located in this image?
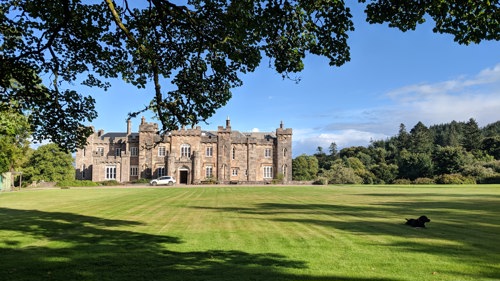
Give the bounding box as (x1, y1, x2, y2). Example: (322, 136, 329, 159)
(405, 215, 431, 228)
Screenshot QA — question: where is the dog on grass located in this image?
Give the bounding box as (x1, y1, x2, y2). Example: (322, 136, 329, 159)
(405, 215, 431, 228)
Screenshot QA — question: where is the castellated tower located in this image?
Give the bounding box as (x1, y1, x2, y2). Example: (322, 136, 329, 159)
(138, 116, 159, 179)
(217, 117, 232, 182)
(275, 121, 293, 183)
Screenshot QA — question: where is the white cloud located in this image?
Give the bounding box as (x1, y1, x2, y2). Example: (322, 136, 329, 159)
(292, 63, 500, 157)
(251, 128, 260, 132)
(293, 128, 388, 156)
(387, 63, 500, 99)
(385, 63, 500, 127)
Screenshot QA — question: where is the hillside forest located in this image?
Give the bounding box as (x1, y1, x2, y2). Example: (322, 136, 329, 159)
(292, 118, 500, 184)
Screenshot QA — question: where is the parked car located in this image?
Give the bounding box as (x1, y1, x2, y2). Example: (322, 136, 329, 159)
(150, 176, 176, 186)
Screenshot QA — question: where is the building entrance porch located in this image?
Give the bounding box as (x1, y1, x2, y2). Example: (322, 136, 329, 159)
(179, 169, 189, 184)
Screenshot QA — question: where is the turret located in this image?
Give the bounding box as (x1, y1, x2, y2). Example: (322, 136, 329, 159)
(275, 121, 293, 183)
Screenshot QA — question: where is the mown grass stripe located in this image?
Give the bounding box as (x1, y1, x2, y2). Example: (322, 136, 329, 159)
(1, 185, 499, 281)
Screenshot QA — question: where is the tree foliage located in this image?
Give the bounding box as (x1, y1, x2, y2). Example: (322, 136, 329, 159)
(433, 146, 471, 175)
(482, 121, 500, 137)
(292, 154, 318, 181)
(362, 0, 500, 44)
(321, 161, 363, 184)
(409, 121, 433, 154)
(1, 0, 354, 151)
(302, 119, 500, 184)
(482, 137, 500, 160)
(462, 118, 482, 152)
(2, 0, 499, 150)
(397, 150, 434, 181)
(369, 162, 398, 184)
(0, 104, 31, 173)
(22, 143, 75, 183)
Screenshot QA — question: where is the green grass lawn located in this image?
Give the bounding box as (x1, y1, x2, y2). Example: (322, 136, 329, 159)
(0, 185, 499, 281)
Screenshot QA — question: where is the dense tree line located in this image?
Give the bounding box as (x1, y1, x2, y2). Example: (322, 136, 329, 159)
(293, 118, 500, 184)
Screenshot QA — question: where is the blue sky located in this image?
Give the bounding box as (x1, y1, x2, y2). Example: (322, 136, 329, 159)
(86, 4, 500, 157)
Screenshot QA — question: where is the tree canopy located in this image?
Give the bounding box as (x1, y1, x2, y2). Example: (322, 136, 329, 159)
(292, 154, 318, 181)
(2, 0, 499, 151)
(0, 104, 31, 173)
(22, 143, 75, 183)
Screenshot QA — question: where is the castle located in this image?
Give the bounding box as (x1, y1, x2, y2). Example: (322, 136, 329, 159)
(75, 117, 292, 184)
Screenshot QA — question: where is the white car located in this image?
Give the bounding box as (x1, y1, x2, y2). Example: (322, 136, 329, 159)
(150, 176, 176, 186)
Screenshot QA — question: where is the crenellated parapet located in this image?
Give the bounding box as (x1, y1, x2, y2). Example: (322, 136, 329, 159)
(170, 126, 202, 137)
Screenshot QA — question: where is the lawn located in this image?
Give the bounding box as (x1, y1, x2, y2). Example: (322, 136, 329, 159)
(0, 185, 499, 281)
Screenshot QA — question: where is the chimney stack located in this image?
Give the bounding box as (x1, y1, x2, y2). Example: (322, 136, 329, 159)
(127, 119, 132, 135)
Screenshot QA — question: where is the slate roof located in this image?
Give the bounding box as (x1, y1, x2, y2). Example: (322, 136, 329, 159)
(100, 132, 138, 140)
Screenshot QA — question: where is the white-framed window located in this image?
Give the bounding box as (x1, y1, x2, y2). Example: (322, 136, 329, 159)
(115, 148, 121, 156)
(158, 146, 166, 157)
(105, 165, 116, 180)
(206, 166, 213, 178)
(130, 165, 138, 176)
(263, 166, 273, 179)
(130, 146, 138, 157)
(232, 169, 238, 176)
(157, 166, 165, 177)
(265, 148, 272, 158)
(206, 146, 213, 157)
(232, 147, 236, 160)
(97, 147, 104, 156)
(181, 144, 191, 158)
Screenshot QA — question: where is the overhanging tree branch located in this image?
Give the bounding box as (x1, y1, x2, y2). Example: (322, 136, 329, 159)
(1, 0, 498, 151)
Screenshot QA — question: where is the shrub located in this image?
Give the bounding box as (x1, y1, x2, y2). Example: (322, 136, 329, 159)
(312, 177, 328, 185)
(372, 179, 385, 184)
(272, 173, 285, 184)
(393, 179, 411, 185)
(56, 180, 99, 187)
(132, 178, 150, 184)
(462, 163, 496, 179)
(323, 164, 363, 184)
(98, 180, 120, 186)
(413, 177, 435, 184)
(201, 177, 218, 184)
(435, 174, 476, 184)
(477, 175, 500, 184)
(357, 170, 375, 184)
(483, 160, 500, 173)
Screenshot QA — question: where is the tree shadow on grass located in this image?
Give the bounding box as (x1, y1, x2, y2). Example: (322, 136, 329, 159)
(358, 192, 500, 199)
(0, 208, 397, 281)
(191, 198, 500, 280)
(191, 203, 369, 216)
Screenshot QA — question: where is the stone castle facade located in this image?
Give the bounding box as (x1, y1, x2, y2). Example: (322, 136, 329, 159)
(75, 117, 292, 184)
